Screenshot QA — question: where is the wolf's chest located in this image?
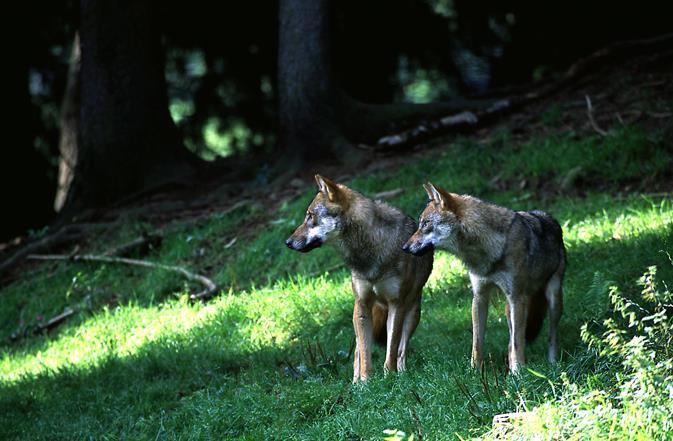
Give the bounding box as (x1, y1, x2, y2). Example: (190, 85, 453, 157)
(352, 275, 402, 302)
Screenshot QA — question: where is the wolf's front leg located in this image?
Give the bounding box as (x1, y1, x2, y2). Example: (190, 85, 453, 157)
(469, 274, 491, 369)
(352, 335, 361, 383)
(352, 298, 374, 382)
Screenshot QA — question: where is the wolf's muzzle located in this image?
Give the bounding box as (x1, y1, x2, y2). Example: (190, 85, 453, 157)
(402, 241, 433, 257)
(285, 237, 322, 253)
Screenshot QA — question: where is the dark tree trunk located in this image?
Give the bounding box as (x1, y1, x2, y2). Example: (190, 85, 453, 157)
(63, 0, 193, 214)
(277, 0, 346, 165)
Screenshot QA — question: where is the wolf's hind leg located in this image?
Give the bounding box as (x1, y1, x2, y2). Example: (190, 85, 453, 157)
(507, 296, 528, 374)
(397, 301, 421, 372)
(545, 272, 563, 363)
(384, 303, 405, 373)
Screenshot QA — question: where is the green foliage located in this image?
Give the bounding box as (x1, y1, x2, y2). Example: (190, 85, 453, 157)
(1, 125, 672, 439)
(485, 265, 673, 440)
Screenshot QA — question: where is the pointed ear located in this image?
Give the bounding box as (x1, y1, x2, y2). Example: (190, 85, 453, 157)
(314, 174, 341, 202)
(425, 182, 462, 216)
(424, 182, 441, 204)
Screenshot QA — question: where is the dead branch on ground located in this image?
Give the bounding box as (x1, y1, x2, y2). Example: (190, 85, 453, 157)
(373, 33, 673, 150)
(26, 253, 218, 301)
(0, 223, 114, 279)
(585, 95, 608, 136)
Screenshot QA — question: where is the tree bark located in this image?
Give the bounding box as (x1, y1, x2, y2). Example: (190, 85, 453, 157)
(54, 33, 81, 212)
(277, 0, 346, 165)
(62, 0, 194, 214)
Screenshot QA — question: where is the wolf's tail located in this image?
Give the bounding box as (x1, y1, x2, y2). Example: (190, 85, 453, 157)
(372, 303, 388, 346)
(526, 289, 548, 342)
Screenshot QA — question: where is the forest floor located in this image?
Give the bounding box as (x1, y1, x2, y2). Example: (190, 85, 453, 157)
(0, 51, 672, 440)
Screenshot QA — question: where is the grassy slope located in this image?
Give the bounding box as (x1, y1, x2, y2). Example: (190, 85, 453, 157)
(0, 126, 672, 440)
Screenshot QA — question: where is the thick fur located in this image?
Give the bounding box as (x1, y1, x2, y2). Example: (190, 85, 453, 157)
(286, 175, 433, 382)
(403, 183, 565, 373)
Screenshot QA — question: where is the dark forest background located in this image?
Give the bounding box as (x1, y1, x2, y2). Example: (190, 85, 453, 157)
(4, 0, 672, 241)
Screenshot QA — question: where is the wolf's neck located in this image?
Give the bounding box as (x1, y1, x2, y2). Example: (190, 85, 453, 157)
(452, 208, 510, 276)
(333, 199, 400, 279)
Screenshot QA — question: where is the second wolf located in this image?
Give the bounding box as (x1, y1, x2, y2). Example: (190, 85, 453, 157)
(286, 175, 433, 382)
(403, 183, 565, 373)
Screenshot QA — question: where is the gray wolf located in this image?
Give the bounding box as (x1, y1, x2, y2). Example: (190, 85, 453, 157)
(402, 183, 565, 373)
(286, 175, 433, 382)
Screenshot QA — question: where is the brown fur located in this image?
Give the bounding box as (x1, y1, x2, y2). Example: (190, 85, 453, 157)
(286, 175, 433, 382)
(404, 182, 565, 373)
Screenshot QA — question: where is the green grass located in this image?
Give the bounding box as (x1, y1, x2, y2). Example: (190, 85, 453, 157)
(0, 125, 672, 440)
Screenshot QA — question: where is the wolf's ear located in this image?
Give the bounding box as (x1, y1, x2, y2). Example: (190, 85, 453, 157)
(425, 182, 462, 215)
(315, 174, 341, 202)
(423, 183, 438, 202)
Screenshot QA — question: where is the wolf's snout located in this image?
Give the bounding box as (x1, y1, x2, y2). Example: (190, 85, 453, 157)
(285, 238, 295, 249)
(403, 240, 433, 257)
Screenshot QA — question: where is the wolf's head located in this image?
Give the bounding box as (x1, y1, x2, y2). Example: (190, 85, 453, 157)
(285, 174, 349, 253)
(402, 182, 463, 256)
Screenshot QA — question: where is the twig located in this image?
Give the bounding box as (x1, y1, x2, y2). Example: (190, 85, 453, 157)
(38, 307, 75, 332)
(103, 232, 162, 257)
(374, 188, 404, 200)
(26, 253, 218, 301)
(585, 95, 608, 136)
(409, 407, 424, 441)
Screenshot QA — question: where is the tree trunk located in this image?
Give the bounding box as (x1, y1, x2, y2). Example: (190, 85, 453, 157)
(277, 0, 346, 165)
(54, 33, 80, 213)
(62, 0, 194, 214)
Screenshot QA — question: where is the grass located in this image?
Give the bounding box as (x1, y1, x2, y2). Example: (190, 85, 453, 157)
(0, 125, 672, 440)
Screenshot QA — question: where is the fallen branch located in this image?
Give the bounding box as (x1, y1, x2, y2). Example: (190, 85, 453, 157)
(374, 33, 673, 149)
(585, 95, 608, 136)
(9, 307, 77, 342)
(26, 253, 218, 301)
(39, 307, 75, 333)
(0, 223, 114, 279)
(103, 232, 162, 257)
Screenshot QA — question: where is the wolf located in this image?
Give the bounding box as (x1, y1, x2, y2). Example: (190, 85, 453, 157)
(286, 175, 433, 382)
(402, 183, 565, 373)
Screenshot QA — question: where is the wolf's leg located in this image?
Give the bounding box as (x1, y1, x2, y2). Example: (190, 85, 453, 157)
(545, 272, 563, 363)
(507, 296, 528, 373)
(353, 298, 375, 381)
(384, 302, 405, 373)
(352, 307, 361, 383)
(397, 301, 420, 372)
(352, 277, 375, 382)
(469, 274, 491, 368)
